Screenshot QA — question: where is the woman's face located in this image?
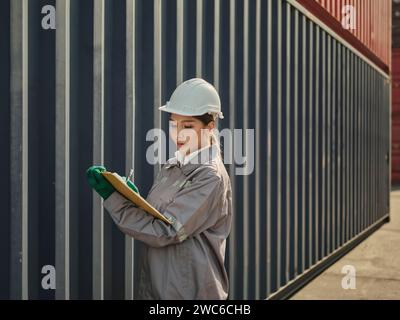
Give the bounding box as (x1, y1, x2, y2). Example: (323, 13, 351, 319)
(169, 113, 214, 155)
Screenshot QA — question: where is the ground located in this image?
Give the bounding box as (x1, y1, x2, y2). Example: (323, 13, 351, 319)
(291, 189, 400, 300)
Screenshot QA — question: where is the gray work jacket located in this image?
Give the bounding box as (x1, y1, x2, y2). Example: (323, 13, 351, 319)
(103, 144, 232, 299)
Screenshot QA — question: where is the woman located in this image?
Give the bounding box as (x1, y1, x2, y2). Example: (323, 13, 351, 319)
(87, 78, 232, 299)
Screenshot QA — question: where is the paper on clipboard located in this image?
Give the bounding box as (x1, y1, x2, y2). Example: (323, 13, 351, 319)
(102, 172, 172, 225)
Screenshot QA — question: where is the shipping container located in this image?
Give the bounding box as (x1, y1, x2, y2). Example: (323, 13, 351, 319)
(392, 48, 400, 185)
(0, 0, 391, 300)
(392, 0, 400, 186)
(302, 0, 392, 71)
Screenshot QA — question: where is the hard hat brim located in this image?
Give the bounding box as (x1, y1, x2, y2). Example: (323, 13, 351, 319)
(159, 104, 224, 119)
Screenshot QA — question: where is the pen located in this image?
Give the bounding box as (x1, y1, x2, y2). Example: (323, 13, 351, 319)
(127, 169, 134, 182)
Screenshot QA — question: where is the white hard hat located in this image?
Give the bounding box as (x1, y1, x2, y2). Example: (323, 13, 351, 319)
(159, 78, 224, 119)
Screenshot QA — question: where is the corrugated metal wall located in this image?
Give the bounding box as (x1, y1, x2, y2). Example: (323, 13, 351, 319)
(0, 0, 391, 300)
(311, 0, 391, 67)
(392, 0, 400, 185)
(392, 49, 400, 184)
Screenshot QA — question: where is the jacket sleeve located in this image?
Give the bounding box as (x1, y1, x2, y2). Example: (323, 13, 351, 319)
(103, 169, 223, 248)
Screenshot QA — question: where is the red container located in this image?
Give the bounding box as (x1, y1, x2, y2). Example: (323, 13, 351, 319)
(392, 49, 400, 185)
(297, 0, 391, 74)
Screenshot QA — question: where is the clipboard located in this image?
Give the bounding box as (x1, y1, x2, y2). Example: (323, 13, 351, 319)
(102, 171, 172, 225)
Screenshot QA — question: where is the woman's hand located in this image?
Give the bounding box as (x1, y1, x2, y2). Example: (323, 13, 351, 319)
(86, 165, 115, 200)
(121, 177, 140, 194)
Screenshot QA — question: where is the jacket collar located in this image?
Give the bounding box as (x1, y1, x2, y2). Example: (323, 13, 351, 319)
(164, 144, 218, 176)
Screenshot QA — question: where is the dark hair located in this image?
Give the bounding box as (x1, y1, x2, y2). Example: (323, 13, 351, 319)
(193, 113, 222, 159)
(192, 113, 215, 125)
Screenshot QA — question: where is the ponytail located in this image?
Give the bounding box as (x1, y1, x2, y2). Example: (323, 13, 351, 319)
(210, 129, 223, 161)
(193, 112, 223, 162)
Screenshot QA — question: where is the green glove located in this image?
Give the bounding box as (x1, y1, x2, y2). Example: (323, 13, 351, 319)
(86, 166, 115, 200)
(121, 177, 140, 194)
